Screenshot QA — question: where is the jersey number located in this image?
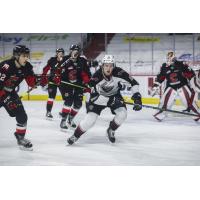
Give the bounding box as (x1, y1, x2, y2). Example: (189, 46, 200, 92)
(0, 73, 6, 81)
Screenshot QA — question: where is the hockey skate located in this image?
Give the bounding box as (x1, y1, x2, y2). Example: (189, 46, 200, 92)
(14, 132, 33, 151)
(182, 107, 191, 113)
(67, 135, 79, 145)
(194, 115, 200, 122)
(60, 119, 69, 132)
(46, 112, 53, 120)
(107, 128, 115, 143)
(153, 111, 166, 122)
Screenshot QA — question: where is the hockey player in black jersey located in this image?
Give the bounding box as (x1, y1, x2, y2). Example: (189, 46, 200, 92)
(59, 44, 91, 131)
(0, 45, 40, 151)
(151, 51, 200, 121)
(67, 55, 142, 145)
(40, 48, 65, 120)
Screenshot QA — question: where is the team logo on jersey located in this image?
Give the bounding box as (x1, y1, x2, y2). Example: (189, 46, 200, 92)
(101, 81, 114, 92)
(4, 75, 19, 87)
(2, 63, 10, 71)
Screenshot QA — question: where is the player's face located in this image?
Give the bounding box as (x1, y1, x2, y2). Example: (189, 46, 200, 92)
(18, 53, 30, 66)
(57, 52, 64, 61)
(71, 50, 79, 59)
(103, 63, 114, 76)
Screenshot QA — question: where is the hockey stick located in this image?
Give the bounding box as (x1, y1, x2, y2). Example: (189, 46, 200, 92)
(125, 101, 200, 117)
(19, 87, 37, 99)
(0, 87, 36, 107)
(60, 81, 87, 89)
(49, 81, 85, 89)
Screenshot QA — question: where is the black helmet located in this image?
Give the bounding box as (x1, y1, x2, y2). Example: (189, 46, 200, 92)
(56, 48, 65, 54)
(69, 44, 81, 52)
(13, 45, 30, 57)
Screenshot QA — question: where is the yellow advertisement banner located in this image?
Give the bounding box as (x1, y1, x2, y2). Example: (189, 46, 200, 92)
(31, 52, 44, 60)
(0, 52, 44, 62)
(124, 36, 160, 43)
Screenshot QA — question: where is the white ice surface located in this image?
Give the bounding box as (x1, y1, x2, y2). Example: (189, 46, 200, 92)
(0, 101, 200, 166)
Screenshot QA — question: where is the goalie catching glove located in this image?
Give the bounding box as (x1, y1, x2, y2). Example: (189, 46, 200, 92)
(131, 92, 142, 111)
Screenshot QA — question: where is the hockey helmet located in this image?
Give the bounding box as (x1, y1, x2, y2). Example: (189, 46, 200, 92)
(166, 51, 176, 64)
(70, 44, 81, 52)
(56, 48, 65, 54)
(70, 44, 81, 60)
(102, 55, 115, 67)
(13, 45, 30, 58)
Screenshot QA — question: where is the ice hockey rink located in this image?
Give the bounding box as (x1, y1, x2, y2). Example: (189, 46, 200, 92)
(0, 101, 200, 166)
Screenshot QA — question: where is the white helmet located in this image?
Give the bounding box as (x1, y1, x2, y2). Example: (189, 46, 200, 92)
(102, 55, 115, 66)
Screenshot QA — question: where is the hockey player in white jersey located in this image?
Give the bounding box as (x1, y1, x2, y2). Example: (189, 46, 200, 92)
(67, 55, 142, 145)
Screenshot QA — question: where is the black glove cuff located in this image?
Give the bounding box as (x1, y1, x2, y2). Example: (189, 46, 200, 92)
(131, 92, 141, 101)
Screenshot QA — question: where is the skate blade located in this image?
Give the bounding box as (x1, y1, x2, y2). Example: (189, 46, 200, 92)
(66, 142, 74, 146)
(194, 117, 200, 122)
(19, 146, 33, 151)
(153, 115, 162, 122)
(109, 139, 116, 143)
(46, 117, 53, 121)
(60, 128, 69, 132)
(69, 126, 76, 131)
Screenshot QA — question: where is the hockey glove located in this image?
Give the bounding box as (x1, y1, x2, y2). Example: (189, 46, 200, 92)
(132, 92, 142, 111)
(83, 84, 91, 93)
(53, 75, 61, 85)
(40, 74, 48, 87)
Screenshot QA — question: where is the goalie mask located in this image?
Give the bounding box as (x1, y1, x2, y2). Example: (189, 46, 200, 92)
(166, 51, 176, 65)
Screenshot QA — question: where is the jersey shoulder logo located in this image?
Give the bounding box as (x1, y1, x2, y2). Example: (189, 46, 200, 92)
(2, 63, 10, 71)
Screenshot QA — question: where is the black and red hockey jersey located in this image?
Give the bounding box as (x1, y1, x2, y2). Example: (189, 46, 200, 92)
(155, 60, 195, 90)
(42, 56, 65, 84)
(60, 55, 91, 85)
(0, 58, 37, 95)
